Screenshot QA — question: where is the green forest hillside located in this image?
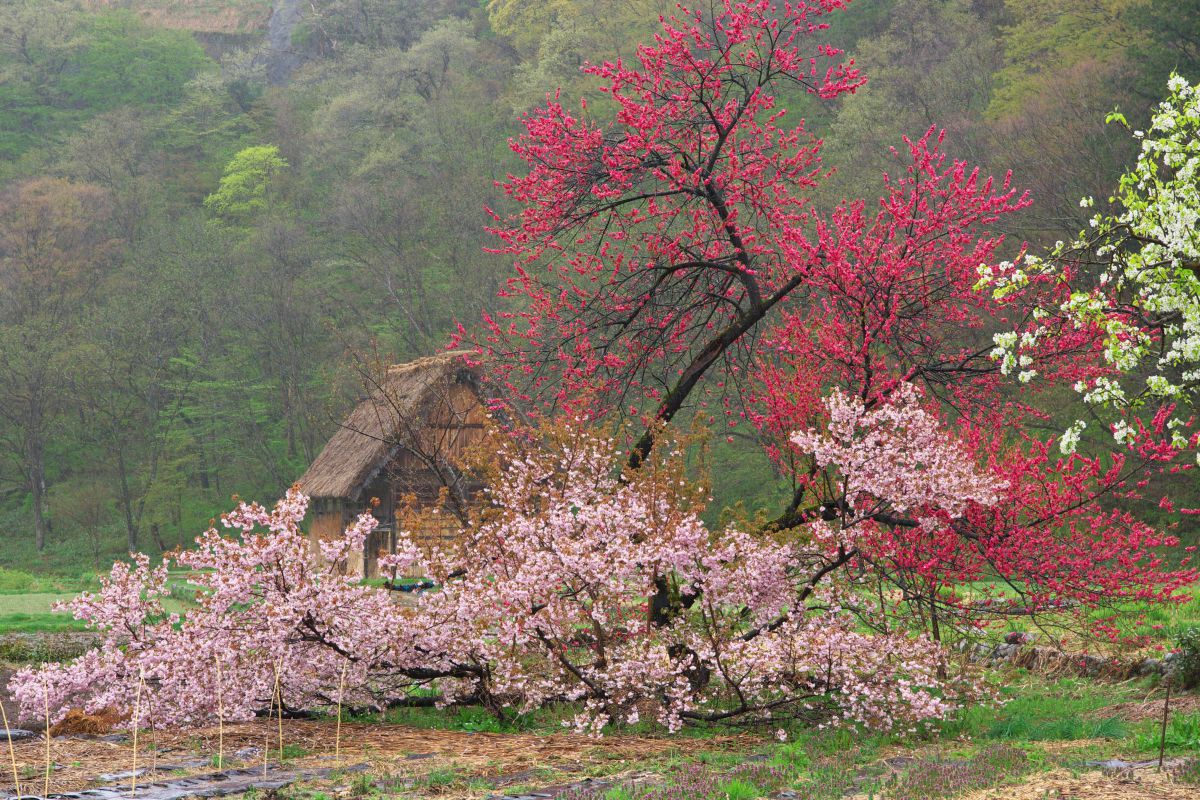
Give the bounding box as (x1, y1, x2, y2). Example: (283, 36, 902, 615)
(0, 0, 1195, 573)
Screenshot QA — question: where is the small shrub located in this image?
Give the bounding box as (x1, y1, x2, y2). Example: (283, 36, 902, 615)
(1173, 628, 1200, 690)
(712, 779, 759, 800)
(275, 744, 308, 760)
(348, 772, 373, 797)
(0, 569, 36, 593)
(418, 767, 461, 789)
(770, 741, 811, 768)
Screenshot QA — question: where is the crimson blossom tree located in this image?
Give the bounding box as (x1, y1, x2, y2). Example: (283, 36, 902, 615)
(468, 0, 1197, 635)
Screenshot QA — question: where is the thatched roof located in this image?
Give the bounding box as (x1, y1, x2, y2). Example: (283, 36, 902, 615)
(297, 350, 483, 501)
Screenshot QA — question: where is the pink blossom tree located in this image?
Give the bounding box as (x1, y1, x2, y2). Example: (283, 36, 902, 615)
(11, 425, 971, 734)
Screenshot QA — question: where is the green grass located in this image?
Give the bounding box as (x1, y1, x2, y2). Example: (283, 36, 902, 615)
(0, 577, 195, 635)
(0, 612, 89, 634)
(0, 592, 88, 634)
(940, 675, 1136, 742)
(1126, 590, 1200, 641)
(0, 568, 93, 595)
(1133, 712, 1200, 752)
(944, 579, 1200, 647)
(369, 702, 567, 735)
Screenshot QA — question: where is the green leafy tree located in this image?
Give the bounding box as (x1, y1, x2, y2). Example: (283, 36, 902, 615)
(308, 21, 512, 355)
(1125, 0, 1200, 96)
(822, 0, 998, 201)
(0, 7, 211, 163)
(58, 11, 211, 111)
(307, 0, 473, 50)
(203, 145, 288, 222)
(988, 0, 1140, 119)
(0, 1, 86, 161)
(0, 178, 118, 552)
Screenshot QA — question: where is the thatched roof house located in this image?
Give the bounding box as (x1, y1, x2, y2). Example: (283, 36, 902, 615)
(297, 350, 489, 577)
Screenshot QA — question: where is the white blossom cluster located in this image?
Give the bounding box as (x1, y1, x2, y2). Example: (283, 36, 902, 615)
(977, 75, 1200, 452)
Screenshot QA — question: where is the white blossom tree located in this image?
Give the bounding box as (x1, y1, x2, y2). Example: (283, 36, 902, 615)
(978, 74, 1200, 452)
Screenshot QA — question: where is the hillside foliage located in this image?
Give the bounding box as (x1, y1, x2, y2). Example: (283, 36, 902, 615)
(0, 0, 1197, 570)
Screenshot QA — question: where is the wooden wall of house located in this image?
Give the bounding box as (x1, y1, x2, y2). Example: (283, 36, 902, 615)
(309, 378, 491, 580)
(308, 499, 364, 575)
(373, 380, 490, 573)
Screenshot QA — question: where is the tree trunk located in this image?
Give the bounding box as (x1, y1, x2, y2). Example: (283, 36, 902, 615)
(30, 451, 48, 553)
(117, 447, 139, 551)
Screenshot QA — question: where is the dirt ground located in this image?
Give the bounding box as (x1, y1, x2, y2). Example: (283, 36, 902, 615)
(0, 717, 1196, 799)
(1, 680, 1197, 799)
(0, 669, 19, 733)
(0, 717, 752, 797)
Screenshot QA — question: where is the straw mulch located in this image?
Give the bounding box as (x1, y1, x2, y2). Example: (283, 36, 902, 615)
(958, 767, 1198, 800)
(1094, 692, 1200, 722)
(0, 718, 752, 796)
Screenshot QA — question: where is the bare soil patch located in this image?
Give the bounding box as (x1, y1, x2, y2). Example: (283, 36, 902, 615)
(1, 718, 753, 796)
(0, 668, 22, 733)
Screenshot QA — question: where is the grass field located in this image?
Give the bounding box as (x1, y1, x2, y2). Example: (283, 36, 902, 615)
(0, 567, 198, 634)
(0, 593, 88, 633)
(0, 568, 90, 633)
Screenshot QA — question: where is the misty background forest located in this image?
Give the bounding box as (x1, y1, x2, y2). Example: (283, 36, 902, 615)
(0, 0, 1195, 572)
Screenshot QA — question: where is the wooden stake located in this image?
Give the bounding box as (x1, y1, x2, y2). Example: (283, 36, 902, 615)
(1, 692, 20, 797)
(1159, 676, 1172, 770)
(262, 686, 270, 779)
(148, 695, 157, 779)
(132, 670, 144, 798)
(273, 660, 283, 764)
(42, 667, 50, 798)
(215, 655, 224, 770)
(335, 660, 348, 767)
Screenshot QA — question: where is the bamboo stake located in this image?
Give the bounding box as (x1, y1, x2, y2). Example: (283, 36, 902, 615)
(273, 660, 283, 764)
(1, 692, 20, 798)
(42, 668, 50, 798)
(263, 658, 282, 778)
(262, 686, 270, 779)
(131, 670, 145, 798)
(148, 694, 157, 780)
(335, 660, 348, 767)
(215, 655, 224, 770)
